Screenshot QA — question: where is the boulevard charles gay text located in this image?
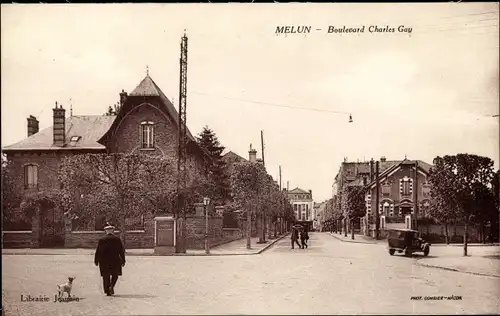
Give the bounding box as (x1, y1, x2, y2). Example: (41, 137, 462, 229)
(275, 25, 413, 35)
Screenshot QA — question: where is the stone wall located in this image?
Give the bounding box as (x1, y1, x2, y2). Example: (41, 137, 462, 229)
(222, 228, 243, 239)
(185, 215, 225, 250)
(2, 231, 33, 248)
(367, 224, 482, 243)
(64, 219, 155, 249)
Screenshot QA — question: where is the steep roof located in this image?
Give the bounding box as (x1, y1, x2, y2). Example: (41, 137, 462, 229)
(2, 115, 115, 151)
(124, 75, 195, 141)
(222, 151, 247, 163)
(288, 187, 309, 194)
(366, 159, 432, 189)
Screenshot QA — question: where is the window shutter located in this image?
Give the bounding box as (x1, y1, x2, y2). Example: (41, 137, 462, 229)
(24, 165, 28, 187)
(33, 165, 38, 186)
(151, 126, 155, 147)
(389, 204, 394, 217)
(399, 179, 403, 194)
(409, 178, 413, 194)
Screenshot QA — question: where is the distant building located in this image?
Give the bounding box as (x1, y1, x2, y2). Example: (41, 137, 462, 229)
(363, 158, 432, 236)
(287, 187, 314, 231)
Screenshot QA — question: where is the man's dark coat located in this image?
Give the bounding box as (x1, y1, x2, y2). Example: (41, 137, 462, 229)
(94, 234, 125, 276)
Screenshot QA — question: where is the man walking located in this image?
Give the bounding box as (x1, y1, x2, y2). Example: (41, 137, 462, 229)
(94, 223, 125, 296)
(300, 227, 309, 249)
(291, 227, 302, 249)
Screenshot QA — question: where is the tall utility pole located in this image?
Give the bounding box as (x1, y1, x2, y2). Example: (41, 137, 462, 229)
(176, 31, 188, 253)
(279, 166, 282, 190)
(414, 160, 419, 231)
(261, 130, 265, 167)
(375, 161, 380, 240)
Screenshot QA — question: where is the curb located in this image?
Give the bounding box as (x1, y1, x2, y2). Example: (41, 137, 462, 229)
(256, 233, 290, 254)
(2, 233, 290, 257)
(430, 243, 500, 247)
(416, 260, 500, 278)
(329, 233, 382, 245)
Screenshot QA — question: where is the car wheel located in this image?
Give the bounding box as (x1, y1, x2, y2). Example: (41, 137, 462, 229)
(389, 249, 395, 256)
(404, 249, 411, 257)
(423, 247, 430, 257)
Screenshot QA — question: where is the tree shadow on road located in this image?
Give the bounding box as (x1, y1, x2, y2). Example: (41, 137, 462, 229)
(111, 294, 157, 299)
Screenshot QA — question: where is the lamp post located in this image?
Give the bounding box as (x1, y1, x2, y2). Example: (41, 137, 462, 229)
(203, 197, 211, 255)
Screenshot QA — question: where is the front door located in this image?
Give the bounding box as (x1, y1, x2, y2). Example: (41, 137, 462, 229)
(40, 207, 65, 248)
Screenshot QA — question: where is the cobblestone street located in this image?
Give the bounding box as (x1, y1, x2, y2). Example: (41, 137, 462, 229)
(3, 233, 500, 315)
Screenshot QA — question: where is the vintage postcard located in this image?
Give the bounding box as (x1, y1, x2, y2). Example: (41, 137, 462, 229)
(1, 3, 499, 315)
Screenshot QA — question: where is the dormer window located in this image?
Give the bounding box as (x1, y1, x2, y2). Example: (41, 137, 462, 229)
(140, 121, 155, 149)
(69, 136, 81, 146)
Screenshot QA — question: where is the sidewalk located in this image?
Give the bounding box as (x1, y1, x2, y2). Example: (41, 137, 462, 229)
(328, 232, 385, 245)
(2, 234, 288, 257)
(418, 255, 500, 278)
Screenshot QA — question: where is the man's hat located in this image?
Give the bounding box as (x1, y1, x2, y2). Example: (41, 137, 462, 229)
(103, 223, 115, 230)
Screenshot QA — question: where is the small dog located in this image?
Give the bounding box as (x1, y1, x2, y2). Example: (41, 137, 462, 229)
(57, 277, 75, 298)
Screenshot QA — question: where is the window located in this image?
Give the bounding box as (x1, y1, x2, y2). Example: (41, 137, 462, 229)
(306, 209, 310, 220)
(383, 202, 389, 216)
(24, 164, 38, 189)
(400, 177, 412, 196)
(140, 121, 155, 149)
(69, 136, 81, 147)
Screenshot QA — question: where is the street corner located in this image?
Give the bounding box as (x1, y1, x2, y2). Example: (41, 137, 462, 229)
(416, 255, 500, 278)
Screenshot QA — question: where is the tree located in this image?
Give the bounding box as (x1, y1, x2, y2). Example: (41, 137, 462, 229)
(343, 185, 366, 240)
(428, 194, 455, 244)
(2, 159, 20, 224)
(429, 154, 495, 256)
(230, 161, 268, 249)
(197, 126, 230, 205)
(103, 103, 120, 116)
(59, 154, 146, 247)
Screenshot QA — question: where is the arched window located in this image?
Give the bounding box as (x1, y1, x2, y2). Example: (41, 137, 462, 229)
(140, 121, 155, 149)
(24, 164, 38, 189)
(383, 202, 390, 216)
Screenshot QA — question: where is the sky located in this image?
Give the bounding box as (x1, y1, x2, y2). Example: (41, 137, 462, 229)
(1, 3, 499, 202)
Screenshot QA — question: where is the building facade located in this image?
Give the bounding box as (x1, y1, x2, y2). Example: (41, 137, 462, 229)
(287, 188, 314, 230)
(363, 159, 432, 236)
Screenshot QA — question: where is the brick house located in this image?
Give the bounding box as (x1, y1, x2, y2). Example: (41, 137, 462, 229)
(362, 158, 433, 237)
(2, 74, 210, 248)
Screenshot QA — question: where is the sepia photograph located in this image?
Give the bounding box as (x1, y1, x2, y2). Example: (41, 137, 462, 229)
(1, 3, 499, 315)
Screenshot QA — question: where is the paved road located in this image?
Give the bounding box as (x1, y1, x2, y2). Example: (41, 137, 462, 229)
(2, 233, 499, 315)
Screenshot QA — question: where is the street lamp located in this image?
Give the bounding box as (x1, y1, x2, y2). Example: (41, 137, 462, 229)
(203, 197, 211, 255)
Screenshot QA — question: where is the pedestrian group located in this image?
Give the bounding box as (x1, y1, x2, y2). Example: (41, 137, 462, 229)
(290, 225, 309, 249)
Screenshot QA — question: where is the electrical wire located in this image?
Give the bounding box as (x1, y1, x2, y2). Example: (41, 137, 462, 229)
(190, 91, 351, 115)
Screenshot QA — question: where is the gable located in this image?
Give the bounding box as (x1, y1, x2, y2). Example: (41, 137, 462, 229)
(98, 75, 195, 146)
(367, 160, 431, 190)
(288, 187, 309, 194)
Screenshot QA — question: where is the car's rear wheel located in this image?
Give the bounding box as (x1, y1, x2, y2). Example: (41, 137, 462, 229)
(389, 249, 395, 256)
(404, 249, 411, 257)
(423, 247, 430, 257)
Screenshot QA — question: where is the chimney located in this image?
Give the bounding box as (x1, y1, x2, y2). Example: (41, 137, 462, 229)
(248, 144, 257, 163)
(309, 189, 312, 198)
(380, 156, 386, 162)
(53, 102, 66, 147)
(370, 158, 374, 181)
(119, 89, 128, 107)
(27, 115, 39, 137)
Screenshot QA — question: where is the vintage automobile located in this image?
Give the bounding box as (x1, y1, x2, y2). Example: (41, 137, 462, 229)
(387, 228, 431, 256)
